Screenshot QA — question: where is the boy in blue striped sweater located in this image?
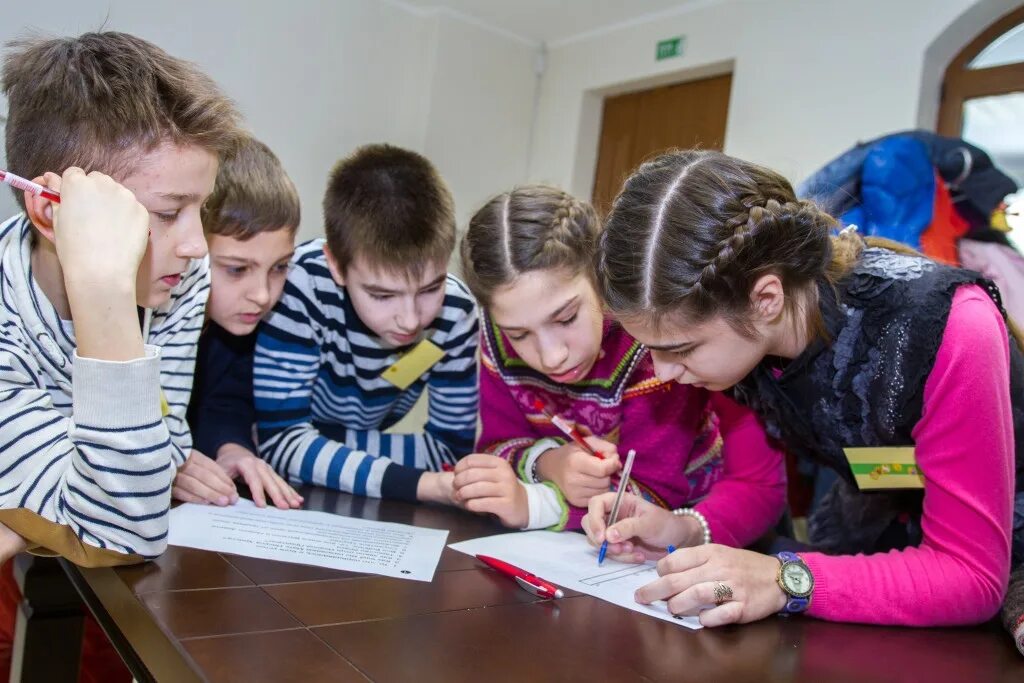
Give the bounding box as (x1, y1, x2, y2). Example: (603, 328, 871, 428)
(254, 144, 478, 503)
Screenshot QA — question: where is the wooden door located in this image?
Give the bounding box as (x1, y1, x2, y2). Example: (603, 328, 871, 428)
(592, 73, 732, 215)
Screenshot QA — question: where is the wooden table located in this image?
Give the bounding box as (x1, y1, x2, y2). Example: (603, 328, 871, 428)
(56, 486, 1024, 683)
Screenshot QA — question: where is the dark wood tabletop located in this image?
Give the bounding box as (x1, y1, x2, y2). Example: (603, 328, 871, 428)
(59, 485, 1024, 683)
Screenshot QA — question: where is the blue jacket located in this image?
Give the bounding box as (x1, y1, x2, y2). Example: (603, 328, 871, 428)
(798, 130, 1017, 244)
(839, 136, 935, 250)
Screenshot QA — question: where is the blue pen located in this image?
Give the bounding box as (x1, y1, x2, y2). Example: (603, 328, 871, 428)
(663, 545, 684, 619)
(597, 448, 637, 565)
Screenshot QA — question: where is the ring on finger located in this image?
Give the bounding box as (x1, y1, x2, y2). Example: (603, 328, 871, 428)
(712, 581, 733, 606)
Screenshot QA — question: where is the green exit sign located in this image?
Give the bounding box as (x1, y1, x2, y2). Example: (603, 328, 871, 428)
(656, 36, 684, 61)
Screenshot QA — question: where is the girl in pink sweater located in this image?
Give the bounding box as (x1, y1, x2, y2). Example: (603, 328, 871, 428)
(584, 149, 1024, 653)
(452, 185, 784, 547)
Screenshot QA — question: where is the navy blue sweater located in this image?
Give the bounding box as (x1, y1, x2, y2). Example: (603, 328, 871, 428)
(186, 321, 257, 456)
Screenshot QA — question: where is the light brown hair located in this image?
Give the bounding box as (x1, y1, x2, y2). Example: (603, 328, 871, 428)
(323, 144, 454, 278)
(202, 135, 300, 240)
(596, 149, 860, 337)
(3, 31, 242, 209)
(460, 185, 599, 306)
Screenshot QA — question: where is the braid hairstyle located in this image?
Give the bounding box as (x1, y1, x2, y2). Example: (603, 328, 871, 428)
(597, 149, 856, 336)
(460, 185, 599, 306)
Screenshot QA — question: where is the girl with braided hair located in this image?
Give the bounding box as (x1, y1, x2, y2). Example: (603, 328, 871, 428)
(583, 149, 1024, 652)
(453, 185, 785, 547)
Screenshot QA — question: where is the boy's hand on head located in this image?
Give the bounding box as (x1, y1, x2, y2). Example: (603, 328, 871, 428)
(49, 169, 150, 361)
(173, 450, 239, 506)
(51, 168, 150, 290)
(216, 443, 303, 510)
(451, 454, 528, 528)
(535, 439, 621, 508)
(581, 493, 694, 563)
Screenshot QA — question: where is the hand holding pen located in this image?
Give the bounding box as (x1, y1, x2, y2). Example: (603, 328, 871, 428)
(532, 400, 621, 507)
(597, 448, 636, 565)
(582, 479, 695, 564)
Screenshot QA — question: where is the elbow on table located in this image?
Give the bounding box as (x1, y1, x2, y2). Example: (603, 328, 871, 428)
(945, 566, 1008, 626)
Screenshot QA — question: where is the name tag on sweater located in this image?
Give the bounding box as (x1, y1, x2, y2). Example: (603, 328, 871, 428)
(844, 446, 924, 490)
(381, 339, 444, 390)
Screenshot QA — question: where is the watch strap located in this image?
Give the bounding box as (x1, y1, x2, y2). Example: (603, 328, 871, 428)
(775, 552, 812, 614)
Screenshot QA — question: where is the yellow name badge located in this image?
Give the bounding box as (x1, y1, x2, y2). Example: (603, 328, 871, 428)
(159, 391, 170, 418)
(843, 446, 924, 490)
(381, 339, 444, 390)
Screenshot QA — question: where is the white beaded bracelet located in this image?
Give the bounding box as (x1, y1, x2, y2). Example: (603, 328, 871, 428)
(673, 507, 711, 545)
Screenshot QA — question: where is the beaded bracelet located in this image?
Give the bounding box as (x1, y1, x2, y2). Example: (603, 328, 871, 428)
(672, 507, 711, 545)
(528, 457, 542, 484)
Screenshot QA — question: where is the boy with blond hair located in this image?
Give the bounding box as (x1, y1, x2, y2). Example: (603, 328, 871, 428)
(0, 31, 242, 566)
(254, 144, 478, 502)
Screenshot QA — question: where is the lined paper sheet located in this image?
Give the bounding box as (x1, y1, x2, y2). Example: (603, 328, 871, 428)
(450, 530, 702, 628)
(169, 500, 447, 582)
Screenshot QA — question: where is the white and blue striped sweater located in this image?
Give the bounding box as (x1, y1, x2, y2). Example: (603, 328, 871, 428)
(0, 215, 207, 564)
(254, 240, 478, 501)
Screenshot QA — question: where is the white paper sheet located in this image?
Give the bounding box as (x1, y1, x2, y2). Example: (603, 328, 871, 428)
(449, 530, 702, 629)
(169, 500, 448, 582)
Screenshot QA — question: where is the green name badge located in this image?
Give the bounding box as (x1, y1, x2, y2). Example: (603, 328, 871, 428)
(843, 446, 924, 490)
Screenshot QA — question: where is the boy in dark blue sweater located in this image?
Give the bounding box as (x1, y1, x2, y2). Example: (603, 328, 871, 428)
(185, 135, 303, 509)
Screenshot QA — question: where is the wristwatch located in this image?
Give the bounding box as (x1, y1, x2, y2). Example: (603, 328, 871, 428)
(775, 551, 813, 614)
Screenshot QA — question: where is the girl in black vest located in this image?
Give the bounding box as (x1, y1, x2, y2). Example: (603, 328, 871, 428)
(582, 150, 1024, 653)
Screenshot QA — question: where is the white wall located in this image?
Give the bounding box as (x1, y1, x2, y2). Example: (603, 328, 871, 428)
(2, 0, 1010, 240)
(420, 13, 538, 233)
(527, 0, 986, 198)
(0, 0, 537, 243)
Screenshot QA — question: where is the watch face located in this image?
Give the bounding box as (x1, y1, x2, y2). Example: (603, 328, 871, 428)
(782, 563, 813, 596)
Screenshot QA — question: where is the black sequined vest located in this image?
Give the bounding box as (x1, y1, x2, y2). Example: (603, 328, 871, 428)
(729, 248, 1024, 557)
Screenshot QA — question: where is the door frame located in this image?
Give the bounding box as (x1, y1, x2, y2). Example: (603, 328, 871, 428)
(569, 59, 734, 201)
(937, 5, 1024, 135)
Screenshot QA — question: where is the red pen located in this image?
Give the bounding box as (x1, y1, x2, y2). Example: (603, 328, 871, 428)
(0, 170, 60, 203)
(476, 554, 564, 599)
(533, 399, 604, 459)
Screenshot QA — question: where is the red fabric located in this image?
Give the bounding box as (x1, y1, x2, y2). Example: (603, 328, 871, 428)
(920, 172, 970, 265)
(0, 560, 130, 683)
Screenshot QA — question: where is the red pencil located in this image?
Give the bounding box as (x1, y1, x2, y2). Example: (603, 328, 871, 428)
(0, 170, 60, 203)
(533, 399, 604, 459)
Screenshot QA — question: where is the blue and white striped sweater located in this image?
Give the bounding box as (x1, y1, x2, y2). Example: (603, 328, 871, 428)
(0, 214, 208, 563)
(254, 239, 478, 501)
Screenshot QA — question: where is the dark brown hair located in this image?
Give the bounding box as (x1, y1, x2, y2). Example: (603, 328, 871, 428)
(3, 31, 242, 209)
(596, 149, 860, 336)
(460, 185, 600, 306)
(202, 135, 300, 240)
(323, 144, 454, 278)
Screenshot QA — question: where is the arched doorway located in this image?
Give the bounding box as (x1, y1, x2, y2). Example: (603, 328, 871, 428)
(938, 5, 1024, 188)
